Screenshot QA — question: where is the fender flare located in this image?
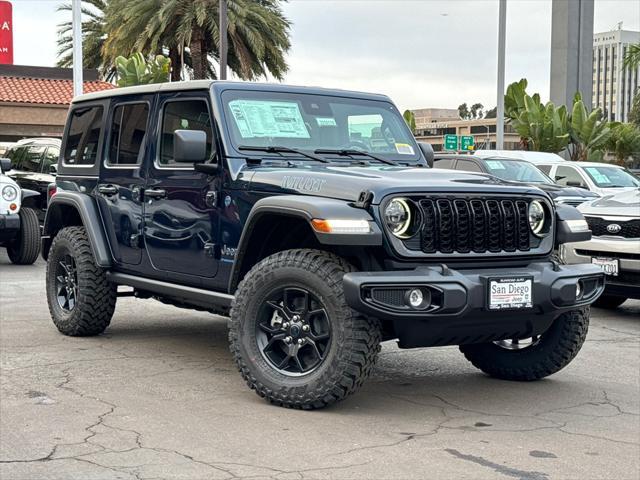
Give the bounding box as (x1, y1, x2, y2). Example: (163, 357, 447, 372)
(20, 188, 39, 201)
(43, 191, 112, 267)
(228, 195, 383, 293)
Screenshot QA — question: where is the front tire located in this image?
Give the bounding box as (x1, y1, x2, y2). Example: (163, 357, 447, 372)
(229, 249, 381, 409)
(46, 226, 117, 336)
(459, 308, 589, 381)
(593, 294, 627, 309)
(7, 207, 40, 265)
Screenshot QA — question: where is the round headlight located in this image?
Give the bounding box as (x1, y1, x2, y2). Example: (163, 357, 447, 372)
(528, 200, 546, 235)
(384, 198, 411, 237)
(2, 185, 18, 202)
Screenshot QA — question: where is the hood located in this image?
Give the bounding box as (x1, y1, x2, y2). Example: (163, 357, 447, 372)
(246, 165, 551, 203)
(578, 188, 640, 217)
(533, 182, 598, 200)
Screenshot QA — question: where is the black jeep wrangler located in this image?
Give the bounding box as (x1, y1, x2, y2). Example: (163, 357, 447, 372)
(43, 81, 605, 409)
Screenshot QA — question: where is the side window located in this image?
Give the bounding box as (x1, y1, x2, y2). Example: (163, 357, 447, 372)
(22, 145, 47, 172)
(43, 146, 60, 173)
(64, 106, 104, 165)
(433, 158, 456, 169)
(456, 159, 483, 173)
(159, 100, 213, 165)
(537, 164, 552, 175)
(108, 103, 150, 166)
(7, 146, 27, 169)
(555, 166, 585, 187)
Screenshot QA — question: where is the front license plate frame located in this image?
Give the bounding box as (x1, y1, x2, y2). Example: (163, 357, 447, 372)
(487, 276, 534, 311)
(591, 257, 619, 276)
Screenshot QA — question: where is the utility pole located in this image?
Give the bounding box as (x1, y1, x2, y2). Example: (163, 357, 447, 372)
(496, 0, 507, 150)
(72, 0, 83, 96)
(219, 0, 228, 80)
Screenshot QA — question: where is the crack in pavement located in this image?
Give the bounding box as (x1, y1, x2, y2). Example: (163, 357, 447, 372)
(445, 448, 549, 480)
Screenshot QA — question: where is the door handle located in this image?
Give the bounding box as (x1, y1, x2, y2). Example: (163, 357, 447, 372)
(98, 184, 118, 196)
(145, 188, 166, 200)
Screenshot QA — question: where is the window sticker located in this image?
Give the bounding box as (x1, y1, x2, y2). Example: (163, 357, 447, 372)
(395, 143, 415, 155)
(585, 167, 611, 184)
(316, 117, 337, 127)
(486, 160, 506, 170)
(229, 100, 310, 139)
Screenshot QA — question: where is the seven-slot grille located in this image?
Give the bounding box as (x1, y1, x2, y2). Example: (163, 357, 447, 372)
(403, 197, 533, 254)
(585, 216, 640, 239)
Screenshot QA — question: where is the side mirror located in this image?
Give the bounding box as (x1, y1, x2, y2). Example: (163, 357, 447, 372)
(0, 158, 11, 173)
(49, 164, 58, 175)
(418, 142, 434, 168)
(174, 129, 208, 163)
(566, 180, 586, 189)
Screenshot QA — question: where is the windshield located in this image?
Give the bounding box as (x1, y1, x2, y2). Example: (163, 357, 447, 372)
(221, 90, 420, 162)
(482, 158, 553, 184)
(582, 166, 640, 188)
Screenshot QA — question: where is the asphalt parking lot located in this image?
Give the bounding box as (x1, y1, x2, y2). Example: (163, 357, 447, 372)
(1, 252, 639, 480)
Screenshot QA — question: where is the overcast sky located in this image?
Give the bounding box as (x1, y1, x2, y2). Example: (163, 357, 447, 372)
(11, 0, 640, 111)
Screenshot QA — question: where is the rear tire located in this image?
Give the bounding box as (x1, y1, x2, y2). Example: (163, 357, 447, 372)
(229, 249, 381, 409)
(46, 226, 116, 336)
(593, 294, 627, 309)
(459, 308, 589, 381)
(7, 207, 40, 265)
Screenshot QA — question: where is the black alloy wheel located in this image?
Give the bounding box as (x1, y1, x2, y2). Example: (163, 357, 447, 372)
(257, 287, 331, 376)
(55, 254, 78, 312)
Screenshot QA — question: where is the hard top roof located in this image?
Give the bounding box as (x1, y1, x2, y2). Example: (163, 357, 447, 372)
(72, 80, 392, 104)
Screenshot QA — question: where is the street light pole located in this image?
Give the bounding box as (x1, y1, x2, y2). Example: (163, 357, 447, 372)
(72, 0, 83, 97)
(219, 0, 228, 80)
(496, 0, 507, 150)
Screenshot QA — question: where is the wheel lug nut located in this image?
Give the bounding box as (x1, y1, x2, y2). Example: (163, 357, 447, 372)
(284, 336, 292, 344)
(282, 322, 290, 329)
(292, 315, 300, 321)
(302, 325, 310, 332)
(297, 338, 304, 345)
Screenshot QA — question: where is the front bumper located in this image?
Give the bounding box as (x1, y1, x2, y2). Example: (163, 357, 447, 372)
(560, 236, 640, 299)
(343, 261, 604, 348)
(0, 213, 20, 243)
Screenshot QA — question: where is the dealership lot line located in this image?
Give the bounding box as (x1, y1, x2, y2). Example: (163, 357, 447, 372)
(1, 253, 638, 480)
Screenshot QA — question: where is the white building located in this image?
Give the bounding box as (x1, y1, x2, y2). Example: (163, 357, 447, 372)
(592, 26, 640, 122)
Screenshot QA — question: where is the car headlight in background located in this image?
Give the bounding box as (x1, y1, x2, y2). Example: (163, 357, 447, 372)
(384, 197, 421, 238)
(528, 200, 548, 236)
(2, 185, 18, 202)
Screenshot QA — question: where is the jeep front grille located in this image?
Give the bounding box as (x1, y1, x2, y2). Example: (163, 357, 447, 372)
(585, 216, 640, 239)
(402, 197, 535, 254)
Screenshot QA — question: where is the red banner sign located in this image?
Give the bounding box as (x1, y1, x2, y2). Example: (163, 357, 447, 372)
(0, 1, 13, 65)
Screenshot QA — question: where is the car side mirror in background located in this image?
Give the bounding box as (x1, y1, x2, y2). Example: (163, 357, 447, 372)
(49, 164, 58, 175)
(418, 142, 434, 168)
(174, 129, 208, 164)
(566, 180, 586, 189)
(0, 158, 11, 173)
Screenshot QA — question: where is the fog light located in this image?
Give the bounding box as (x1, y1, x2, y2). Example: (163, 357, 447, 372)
(576, 282, 582, 299)
(408, 289, 423, 307)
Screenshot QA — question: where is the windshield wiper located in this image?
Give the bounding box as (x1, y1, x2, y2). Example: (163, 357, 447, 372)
(314, 148, 398, 166)
(238, 145, 330, 163)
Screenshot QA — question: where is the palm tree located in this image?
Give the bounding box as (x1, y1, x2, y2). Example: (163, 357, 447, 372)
(56, 0, 111, 77)
(103, 0, 291, 81)
(623, 43, 640, 69)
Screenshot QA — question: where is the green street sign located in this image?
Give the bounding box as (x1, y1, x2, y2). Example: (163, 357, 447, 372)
(461, 135, 475, 151)
(444, 134, 458, 151)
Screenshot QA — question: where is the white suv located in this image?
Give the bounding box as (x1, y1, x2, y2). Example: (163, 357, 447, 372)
(0, 158, 40, 264)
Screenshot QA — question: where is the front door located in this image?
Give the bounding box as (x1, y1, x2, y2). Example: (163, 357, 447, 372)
(143, 92, 219, 278)
(96, 97, 153, 265)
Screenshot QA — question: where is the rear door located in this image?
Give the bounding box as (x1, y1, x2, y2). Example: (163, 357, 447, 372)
(96, 97, 153, 266)
(143, 92, 219, 279)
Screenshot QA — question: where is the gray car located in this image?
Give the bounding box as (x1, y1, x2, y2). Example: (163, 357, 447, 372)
(560, 189, 640, 308)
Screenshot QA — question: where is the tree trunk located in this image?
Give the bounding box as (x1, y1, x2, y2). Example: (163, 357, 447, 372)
(190, 28, 208, 79)
(168, 48, 182, 82)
